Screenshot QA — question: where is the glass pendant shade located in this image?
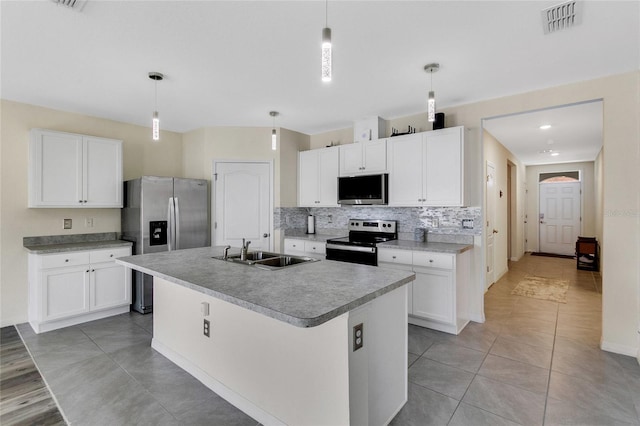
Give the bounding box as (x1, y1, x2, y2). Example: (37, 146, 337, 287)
(271, 128, 277, 150)
(152, 111, 160, 141)
(428, 91, 436, 122)
(321, 27, 332, 82)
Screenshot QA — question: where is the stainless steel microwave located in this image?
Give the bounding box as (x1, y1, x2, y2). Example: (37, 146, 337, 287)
(337, 174, 388, 205)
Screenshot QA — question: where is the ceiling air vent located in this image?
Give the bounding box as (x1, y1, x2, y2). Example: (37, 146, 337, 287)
(50, 0, 87, 10)
(541, 1, 582, 34)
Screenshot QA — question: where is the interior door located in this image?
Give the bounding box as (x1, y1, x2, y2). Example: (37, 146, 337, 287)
(213, 161, 272, 251)
(539, 181, 581, 255)
(486, 162, 496, 290)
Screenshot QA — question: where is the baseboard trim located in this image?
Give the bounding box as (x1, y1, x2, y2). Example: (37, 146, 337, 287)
(151, 338, 284, 426)
(600, 338, 639, 358)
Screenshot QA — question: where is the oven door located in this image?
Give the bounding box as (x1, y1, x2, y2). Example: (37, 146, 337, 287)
(326, 243, 377, 266)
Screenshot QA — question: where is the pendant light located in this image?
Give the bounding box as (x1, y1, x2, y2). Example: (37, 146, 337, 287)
(148, 72, 164, 141)
(424, 63, 439, 122)
(321, 0, 332, 82)
(270, 111, 279, 151)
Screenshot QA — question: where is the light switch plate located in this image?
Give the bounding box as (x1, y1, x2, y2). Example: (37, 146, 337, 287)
(63, 219, 72, 229)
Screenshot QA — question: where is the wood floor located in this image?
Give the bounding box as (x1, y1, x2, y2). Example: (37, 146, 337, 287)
(0, 326, 66, 425)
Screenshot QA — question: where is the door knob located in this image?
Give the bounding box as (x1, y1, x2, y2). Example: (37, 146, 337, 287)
(493, 229, 499, 234)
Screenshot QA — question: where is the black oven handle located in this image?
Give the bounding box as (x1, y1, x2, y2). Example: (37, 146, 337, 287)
(326, 244, 376, 253)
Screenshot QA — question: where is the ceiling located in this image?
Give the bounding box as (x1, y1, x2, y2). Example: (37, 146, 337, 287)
(1, 1, 638, 138)
(483, 100, 603, 165)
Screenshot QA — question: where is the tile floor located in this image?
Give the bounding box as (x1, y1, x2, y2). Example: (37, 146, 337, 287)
(392, 253, 640, 426)
(13, 253, 640, 425)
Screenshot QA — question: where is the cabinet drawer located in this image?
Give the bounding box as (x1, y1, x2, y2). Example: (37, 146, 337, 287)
(412, 252, 453, 269)
(304, 241, 326, 255)
(90, 247, 131, 263)
(40, 251, 90, 269)
(284, 239, 305, 253)
(378, 248, 412, 265)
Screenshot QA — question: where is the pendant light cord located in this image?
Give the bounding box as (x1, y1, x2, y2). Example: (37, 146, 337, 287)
(325, 0, 328, 27)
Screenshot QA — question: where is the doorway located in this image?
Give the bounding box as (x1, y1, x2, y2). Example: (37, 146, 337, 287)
(212, 160, 273, 251)
(538, 177, 581, 256)
(486, 161, 496, 290)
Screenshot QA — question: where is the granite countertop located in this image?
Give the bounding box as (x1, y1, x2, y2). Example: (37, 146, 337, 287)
(23, 232, 133, 254)
(283, 231, 344, 243)
(378, 240, 473, 254)
(116, 246, 415, 328)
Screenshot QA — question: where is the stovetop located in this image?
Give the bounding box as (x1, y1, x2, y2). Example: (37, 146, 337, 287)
(327, 219, 398, 247)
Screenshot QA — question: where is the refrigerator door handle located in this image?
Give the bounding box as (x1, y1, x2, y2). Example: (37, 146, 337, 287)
(174, 197, 180, 250)
(167, 197, 175, 251)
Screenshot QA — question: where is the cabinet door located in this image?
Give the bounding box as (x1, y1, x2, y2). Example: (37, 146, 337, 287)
(298, 150, 319, 206)
(425, 127, 463, 206)
(362, 139, 387, 173)
(317, 146, 339, 206)
(387, 134, 424, 206)
(41, 267, 90, 321)
(339, 143, 364, 176)
(412, 268, 454, 324)
(304, 241, 326, 256)
(284, 239, 307, 255)
(84, 137, 123, 207)
(29, 129, 84, 207)
(91, 262, 131, 311)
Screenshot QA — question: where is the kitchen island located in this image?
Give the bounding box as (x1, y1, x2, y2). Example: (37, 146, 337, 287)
(117, 246, 415, 426)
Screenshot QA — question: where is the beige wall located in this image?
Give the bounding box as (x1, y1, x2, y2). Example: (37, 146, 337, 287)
(525, 161, 597, 252)
(309, 127, 353, 150)
(0, 100, 183, 326)
(595, 149, 604, 246)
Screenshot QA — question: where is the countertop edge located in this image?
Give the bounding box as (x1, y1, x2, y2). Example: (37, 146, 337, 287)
(24, 240, 133, 254)
(378, 240, 473, 254)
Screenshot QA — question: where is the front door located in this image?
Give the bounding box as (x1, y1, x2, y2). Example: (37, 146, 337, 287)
(213, 161, 272, 251)
(539, 181, 581, 256)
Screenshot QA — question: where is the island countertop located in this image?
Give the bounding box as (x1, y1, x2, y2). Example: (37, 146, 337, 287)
(116, 246, 415, 328)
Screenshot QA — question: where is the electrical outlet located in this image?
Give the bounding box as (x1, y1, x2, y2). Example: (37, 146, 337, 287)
(63, 219, 72, 229)
(85, 217, 94, 228)
(431, 218, 439, 228)
(353, 323, 363, 351)
(203, 319, 210, 337)
(462, 219, 474, 229)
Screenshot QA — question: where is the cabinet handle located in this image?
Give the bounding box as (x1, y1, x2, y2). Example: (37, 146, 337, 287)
(110, 254, 114, 257)
(91, 269, 95, 272)
(84, 200, 87, 203)
(392, 256, 396, 259)
(86, 270, 89, 273)
(65, 259, 69, 262)
(79, 200, 83, 203)
(429, 259, 434, 263)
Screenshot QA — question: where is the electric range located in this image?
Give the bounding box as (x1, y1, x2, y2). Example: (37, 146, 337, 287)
(325, 219, 397, 266)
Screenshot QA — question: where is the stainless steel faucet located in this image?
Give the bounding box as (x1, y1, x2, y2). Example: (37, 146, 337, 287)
(223, 245, 231, 260)
(240, 239, 251, 261)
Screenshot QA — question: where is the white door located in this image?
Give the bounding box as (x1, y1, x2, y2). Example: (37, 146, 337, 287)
(539, 182, 581, 256)
(486, 162, 496, 290)
(213, 161, 272, 251)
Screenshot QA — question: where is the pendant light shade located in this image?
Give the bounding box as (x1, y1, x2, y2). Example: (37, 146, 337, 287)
(321, 1, 331, 82)
(424, 63, 439, 122)
(148, 72, 164, 141)
(270, 111, 279, 151)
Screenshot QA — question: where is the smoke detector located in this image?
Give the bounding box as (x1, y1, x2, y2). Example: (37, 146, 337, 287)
(541, 1, 582, 34)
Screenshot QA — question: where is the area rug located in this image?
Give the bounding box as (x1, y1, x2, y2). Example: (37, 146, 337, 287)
(511, 275, 569, 303)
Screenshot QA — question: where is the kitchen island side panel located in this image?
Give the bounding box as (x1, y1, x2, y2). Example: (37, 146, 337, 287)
(152, 278, 351, 426)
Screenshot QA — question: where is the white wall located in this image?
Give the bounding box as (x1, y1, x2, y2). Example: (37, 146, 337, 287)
(0, 100, 183, 326)
(525, 162, 596, 252)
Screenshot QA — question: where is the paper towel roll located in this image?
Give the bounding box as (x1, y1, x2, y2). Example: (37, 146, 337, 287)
(307, 215, 315, 234)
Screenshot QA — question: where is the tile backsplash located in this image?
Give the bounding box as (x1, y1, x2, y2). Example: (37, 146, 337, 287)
(276, 206, 481, 240)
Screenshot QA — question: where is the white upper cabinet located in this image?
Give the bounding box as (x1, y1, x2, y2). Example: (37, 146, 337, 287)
(29, 129, 123, 208)
(388, 126, 464, 207)
(339, 139, 387, 176)
(298, 146, 339, 207)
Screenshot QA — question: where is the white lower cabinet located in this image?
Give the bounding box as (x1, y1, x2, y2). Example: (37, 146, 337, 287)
(378, 247, 471, 335)
(29, 246, 132, 333)
(284, 238, 326, 259)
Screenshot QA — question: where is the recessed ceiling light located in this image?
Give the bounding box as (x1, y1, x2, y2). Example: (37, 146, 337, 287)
(539, 149, 554, 154)
(540, 124, 552, 130)
(551, 152, 560, 156)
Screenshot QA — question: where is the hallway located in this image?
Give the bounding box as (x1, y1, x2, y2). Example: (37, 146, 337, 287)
(393, 253, 640, 425)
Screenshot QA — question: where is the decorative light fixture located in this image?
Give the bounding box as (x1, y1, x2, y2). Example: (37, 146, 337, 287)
(321, 0, 332, 82)
(539, 124, 552, 130)
(270, 111, 279, 151)
(148, 72, 163, 141)
(424, 63, 439, 122)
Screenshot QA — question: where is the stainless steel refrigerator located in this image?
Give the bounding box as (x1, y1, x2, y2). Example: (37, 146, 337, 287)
(121, 176, 210, 313)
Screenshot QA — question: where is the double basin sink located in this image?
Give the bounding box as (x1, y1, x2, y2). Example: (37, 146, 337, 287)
(214, 250, 319, 270)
